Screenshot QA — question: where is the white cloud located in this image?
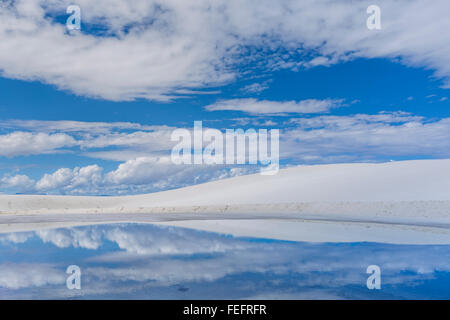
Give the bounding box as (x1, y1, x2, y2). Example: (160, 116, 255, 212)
(205, 98, 344, 115)
(0, 263, 65, 289)
(35, 164, 103, 194)
(282, 113, 450, 162)
(105, 156, 182, 185)
(0, 1, 449, 101)
(0, 174, 35, 191)
(0, 156, 253, 195)
(241, 80, 271, 94)
(2, 224, 449, 298)
(0, 0, 234, 101)
(35, 168, 73, 191)
(2, 223, 449, 298)
(0, 232, 33, 244)
(2, 113, 450, 195)
(85, 229, 450, 290)
(103, 225, 250, 256)
(0, 120, 177, 160)
(104, 156, 254, 192)
(0, 131, 76, 157)
(0, 120, 158, 134)
(78, 131, 173, 150)
(36, 228, 103, 249)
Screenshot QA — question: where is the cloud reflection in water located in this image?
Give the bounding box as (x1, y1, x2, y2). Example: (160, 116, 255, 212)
(0, 223, 449, 299)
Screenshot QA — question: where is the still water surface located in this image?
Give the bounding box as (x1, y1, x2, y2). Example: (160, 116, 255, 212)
(0, 223, 449, 299)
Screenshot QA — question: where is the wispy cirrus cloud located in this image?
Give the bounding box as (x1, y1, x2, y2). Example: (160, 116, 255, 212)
(205, 98, 345, 115)
(0, 120, 177, 159)
(240, 80, 272, 94)
(0, 131, 76, 157)
(282, 113, 450, 162)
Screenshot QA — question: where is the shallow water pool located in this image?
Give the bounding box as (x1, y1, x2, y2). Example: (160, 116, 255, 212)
(0, 223, 449, 299)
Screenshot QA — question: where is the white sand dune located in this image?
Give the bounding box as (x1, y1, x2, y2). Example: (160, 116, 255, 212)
(1, 159, 450, 244)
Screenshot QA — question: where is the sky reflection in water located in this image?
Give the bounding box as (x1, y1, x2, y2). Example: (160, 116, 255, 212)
(0, 223, 449, 299)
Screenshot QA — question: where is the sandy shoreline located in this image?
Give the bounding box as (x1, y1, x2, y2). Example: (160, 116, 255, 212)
(1, 202, 450, 244)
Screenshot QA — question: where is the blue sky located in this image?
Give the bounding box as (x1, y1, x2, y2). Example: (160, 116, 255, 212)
(1, 0, 450, 195)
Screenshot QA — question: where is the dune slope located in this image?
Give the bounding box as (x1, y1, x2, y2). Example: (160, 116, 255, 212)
(1, 159, 450, 243)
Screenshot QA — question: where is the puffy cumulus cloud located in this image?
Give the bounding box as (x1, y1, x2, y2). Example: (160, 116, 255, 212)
(0, 121, 259, 194)
(36, 228, 103, 249)
(2, 113, 450, 195)
(0, 232, 33, 244)
(0, 174, 35, 191)
(0, 263, 65, 289)
(103, 225, 251, 256)
(0, 131, 76, 157)
(0, 0, 450, 101)
(205, 98, 344, 115)
(0, 157, 253, 195)
(35, 168, 73, 191)
(105, 156, 181, 185)
(104, 156, 254, 193)
(35, 164, 103, 194)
